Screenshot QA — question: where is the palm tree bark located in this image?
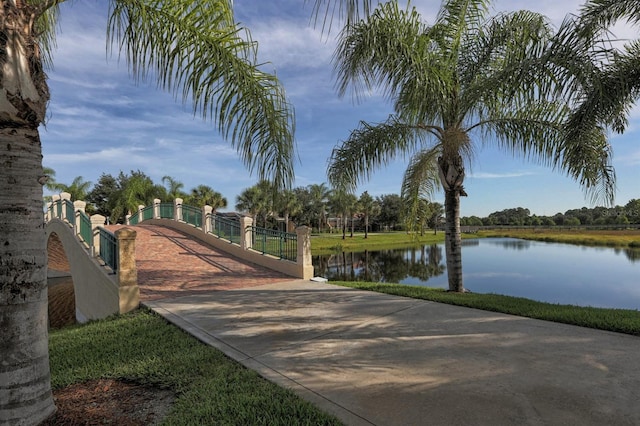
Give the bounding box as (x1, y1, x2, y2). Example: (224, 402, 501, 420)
(1, 3, 56, 423)
(439, 155, 466, 292)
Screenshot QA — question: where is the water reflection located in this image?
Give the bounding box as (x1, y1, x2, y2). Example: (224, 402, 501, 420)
(314, 245, 446, 283)
(312, 238, 640, 309)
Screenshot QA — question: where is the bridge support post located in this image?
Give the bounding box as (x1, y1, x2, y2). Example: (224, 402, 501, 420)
(60, 192, 71, 222)
(240, 216, 253, 250)
(90, 214, 106, 257)
(203, 205, 213, 233)
(296, 226, 314, 280)
(153, 199, 161, 219)
(115, 228, 139, 313)
(174, 198, 183, 222)
(73, 201, 86, 236)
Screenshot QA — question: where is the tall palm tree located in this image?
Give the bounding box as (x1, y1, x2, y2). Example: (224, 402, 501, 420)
(328, 189, 357, 239)
(0, 2, 294, 423)
(162, 175, 187, 202)
(327, 0, 616, 292)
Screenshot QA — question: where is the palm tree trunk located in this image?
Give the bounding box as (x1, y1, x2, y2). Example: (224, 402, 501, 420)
(439, 154, 466, 293)
(364, 215, 369, 238)
(1, 4, 56, 423)
(443, 188, 464, 292)
(0, 127, 56, 424)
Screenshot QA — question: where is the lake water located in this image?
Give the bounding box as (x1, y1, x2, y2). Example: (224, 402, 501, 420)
(312, 238, 640, 310)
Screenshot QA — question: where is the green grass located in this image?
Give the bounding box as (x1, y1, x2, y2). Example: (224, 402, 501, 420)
(311, 231, 478, 255)
(333, 281, 640, 336)
(49, 309, 342, 426)
(479, 228, 640, 248)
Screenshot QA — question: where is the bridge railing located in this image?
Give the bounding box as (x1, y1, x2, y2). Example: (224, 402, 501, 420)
(124, 198, 313, 279)
(45, 192, 124, 273)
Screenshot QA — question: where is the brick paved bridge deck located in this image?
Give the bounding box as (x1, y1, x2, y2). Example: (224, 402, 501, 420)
(129, 224, 297, 301)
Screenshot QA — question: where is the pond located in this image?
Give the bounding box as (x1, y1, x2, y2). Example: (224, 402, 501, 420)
(312, 238, 640, 310)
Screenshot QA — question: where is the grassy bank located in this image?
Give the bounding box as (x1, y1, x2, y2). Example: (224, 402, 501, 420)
(312, 231, 466, 255)
(334, 282, 640, 336)
(49, 309, 341, 426)
(478, 228, 640, 248)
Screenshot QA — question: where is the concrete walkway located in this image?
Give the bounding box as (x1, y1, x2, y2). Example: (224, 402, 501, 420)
(145, 280, 640, 426)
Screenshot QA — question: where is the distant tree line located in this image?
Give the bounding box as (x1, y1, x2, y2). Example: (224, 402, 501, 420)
(46, 167, 639, 231)
(461, 200, 640, 227)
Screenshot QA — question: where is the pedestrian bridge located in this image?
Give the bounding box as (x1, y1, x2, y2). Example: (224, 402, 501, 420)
(45, 193, 313, 323)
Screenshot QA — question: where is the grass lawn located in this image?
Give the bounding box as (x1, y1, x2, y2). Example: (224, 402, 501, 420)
(478, 228, 640, 248)
(311, 231, 476, 255)
(310, 228, 640, 255)
(49, 309, 342, 426)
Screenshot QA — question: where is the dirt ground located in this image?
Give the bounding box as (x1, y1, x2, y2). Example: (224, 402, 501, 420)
(46, 281, 175, 425)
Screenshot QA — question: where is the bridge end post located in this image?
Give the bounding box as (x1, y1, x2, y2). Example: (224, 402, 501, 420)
(296, 226, 314, 280)
(115, 228, 139, 314)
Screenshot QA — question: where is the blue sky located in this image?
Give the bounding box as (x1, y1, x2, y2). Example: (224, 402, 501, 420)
(41, 0, 639, 217)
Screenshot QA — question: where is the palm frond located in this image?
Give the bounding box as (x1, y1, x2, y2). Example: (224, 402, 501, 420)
(306, 0, 373, 35)
(401, 148, 441, 203)
(327, 116, 430, 192)
(33, 0, 61, 70)
(107, 0, 295, 189)
(433, 0, 490, 57)
(333, 1, 432, 102)
(580, 0, 640, 30)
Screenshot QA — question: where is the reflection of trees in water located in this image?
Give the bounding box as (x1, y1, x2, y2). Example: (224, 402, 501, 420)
(313, 244, 446, 283)
(487, 239, 531, 250)
(616, 247, 640, 263)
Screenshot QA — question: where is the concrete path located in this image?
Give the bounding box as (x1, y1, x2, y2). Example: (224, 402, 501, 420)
(145, 280, 640, 426)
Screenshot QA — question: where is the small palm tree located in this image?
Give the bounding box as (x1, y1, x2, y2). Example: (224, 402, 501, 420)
(56, 176, 93, 201)
(162, 176, 187, 202)
(358, 191, 380, 238)
(188, 185, 227, 210)
(275, 189, 302, 232)
(328, 0, 617, 293)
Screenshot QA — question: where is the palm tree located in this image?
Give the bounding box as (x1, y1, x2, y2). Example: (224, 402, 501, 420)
(187, 185, 227, 210)
(308, 183, 332, 232)
(56, 176, 93, 201)
(327, 0, 616, 293)
(0, 2, 294, 422)
(275, 189, 302, 232)
(328, 189, 357, 239)
(162, 176, 187, 202)
(236, 181, 273, 226)
(358, 191, 380, 238)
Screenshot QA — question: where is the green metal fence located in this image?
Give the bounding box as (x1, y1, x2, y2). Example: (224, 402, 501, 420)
(249, 226, 297, 261)
(79, 211, 92, 247)
(209, 214, 241, 245)
(64, 199, 74, 222)
(183, 205, 202, 227)
(160, 203, 174, 219)
(99, 228, 118, 272)
(56, 200, 62, 217)
(129, 212, 139, 225)
(142, 206, 154, 221)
